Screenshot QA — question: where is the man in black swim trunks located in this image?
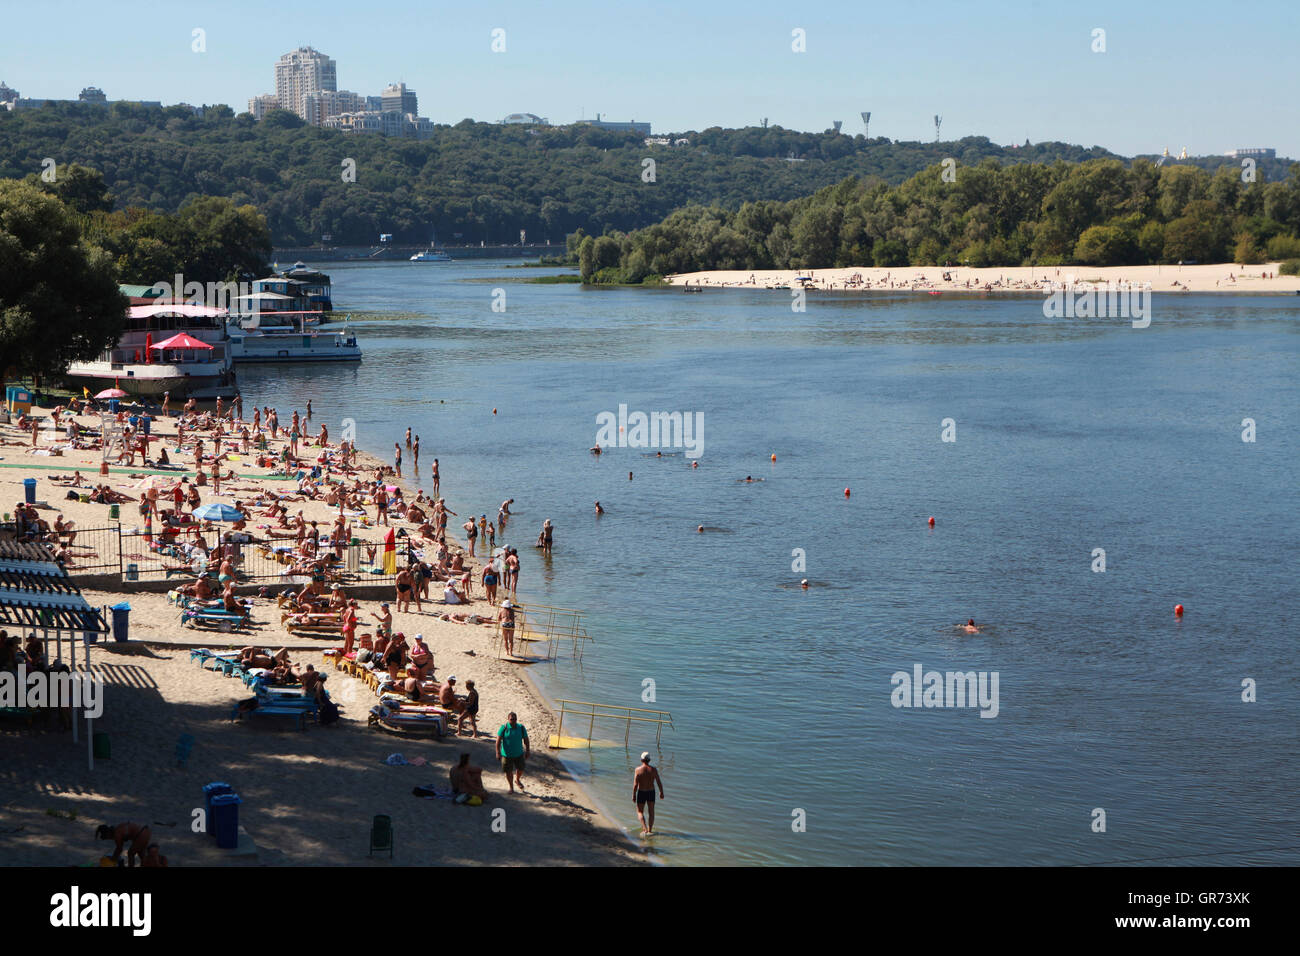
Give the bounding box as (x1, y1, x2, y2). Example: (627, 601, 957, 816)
(633, 752, 665, 835)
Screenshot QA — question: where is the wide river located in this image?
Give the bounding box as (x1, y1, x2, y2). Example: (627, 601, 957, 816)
(235, 259, 1299, 866)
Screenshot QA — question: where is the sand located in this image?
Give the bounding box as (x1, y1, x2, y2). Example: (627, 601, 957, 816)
(0, 401, 647, 866)
(667, 261, 1300, 294)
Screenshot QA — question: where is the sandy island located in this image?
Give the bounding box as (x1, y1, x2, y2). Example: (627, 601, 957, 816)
(667, 261, 1300, 294)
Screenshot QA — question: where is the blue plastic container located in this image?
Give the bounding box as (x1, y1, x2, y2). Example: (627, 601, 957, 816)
(202, 782, 235, 827)
(210, 793, 241, 849)
(110, 602, 131, 642)
(23, 478, 36, 504)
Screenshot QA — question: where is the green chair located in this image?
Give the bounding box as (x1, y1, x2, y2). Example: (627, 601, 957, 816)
(369, 814, 393, 858)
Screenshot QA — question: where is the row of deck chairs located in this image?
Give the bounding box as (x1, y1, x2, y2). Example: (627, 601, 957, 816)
(326, 649, 452, 737)
(190, 648, 333, 731)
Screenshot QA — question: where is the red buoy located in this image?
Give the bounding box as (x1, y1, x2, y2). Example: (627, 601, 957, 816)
(1174, 604, 1184, 617)
(928, 516, 935, 527)
(844, 488, 851, 498)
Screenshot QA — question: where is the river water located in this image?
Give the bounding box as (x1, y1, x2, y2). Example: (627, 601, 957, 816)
(234, 259, 1299, 866)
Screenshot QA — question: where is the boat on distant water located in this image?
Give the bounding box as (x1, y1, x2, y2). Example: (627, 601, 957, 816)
(410, 229, 453, 261)
(226, 313, 362, 364)
(65, 300, 236, 399)
(410, 247, 452, 261)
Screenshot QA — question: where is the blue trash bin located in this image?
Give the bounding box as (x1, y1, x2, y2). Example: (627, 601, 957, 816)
(141, 415, 152, 436)
(110, 602, 131, 642)
(203, 781, 234, 819)
(23, 478, 36, 504)
(108, 399, 120, 413)
(210, 793, 241, 849)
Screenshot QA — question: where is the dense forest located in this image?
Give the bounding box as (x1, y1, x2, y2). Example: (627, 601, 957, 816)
(6, 102, 1289, 248)
(576, 158, 1300, 282)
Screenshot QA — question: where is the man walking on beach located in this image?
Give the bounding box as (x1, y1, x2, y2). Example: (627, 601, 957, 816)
(633, 752, 665, 835)
(496, 711, 530, 793)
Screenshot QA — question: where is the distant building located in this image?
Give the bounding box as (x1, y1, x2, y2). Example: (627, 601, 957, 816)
(6, 85, 160, 111)
(303, 89, 365, 126)
(273, 46, 338, 120)
(323, 109, 433, 139)
(249, 50, 430, 136)
(502, 112, 548, 125)
(580, 113, 650, 135)
(248, 93, 280, 120)
(381, 83, 418, 116)
(1226, 147, 1275, 160)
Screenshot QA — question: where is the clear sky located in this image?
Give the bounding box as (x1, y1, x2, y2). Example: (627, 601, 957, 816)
(3, 0, 1297, 157)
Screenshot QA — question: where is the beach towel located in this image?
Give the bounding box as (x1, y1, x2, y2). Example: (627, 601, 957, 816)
(411, 785, 453, 800)
(385, 753, 409, 766)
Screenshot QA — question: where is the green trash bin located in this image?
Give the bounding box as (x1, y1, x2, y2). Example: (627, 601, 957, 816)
(109, 504, 120, 520)
(93, 732, 110, 759)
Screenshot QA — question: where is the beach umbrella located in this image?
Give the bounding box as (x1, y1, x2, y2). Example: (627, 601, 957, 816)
(192, 502, 245, 522)
(144, 332, 152, 364)
(151, 332, 214, 351)
(94, 387, 128, 399)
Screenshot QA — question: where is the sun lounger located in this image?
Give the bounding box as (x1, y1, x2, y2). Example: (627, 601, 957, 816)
(368, 702, 446, 737)
(183, 606, 252, 631)
(231, 703, 307, 730)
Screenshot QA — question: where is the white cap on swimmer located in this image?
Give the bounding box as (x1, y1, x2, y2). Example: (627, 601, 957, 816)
(640, 752, 650, 762)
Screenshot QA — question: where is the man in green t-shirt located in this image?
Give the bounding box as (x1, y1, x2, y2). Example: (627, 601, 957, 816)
(496, 712, 530, 792)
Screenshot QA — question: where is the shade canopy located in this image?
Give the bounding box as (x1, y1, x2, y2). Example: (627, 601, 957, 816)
(94, 388, 128, 398)
(150, 332, 214, 351)
(192, 503, 245, 522)
(129, 303, 227, 319)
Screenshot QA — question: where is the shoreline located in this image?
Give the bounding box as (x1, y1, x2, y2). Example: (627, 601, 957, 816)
(0, 399, 647, 866)
(665, 261, 1300, 295)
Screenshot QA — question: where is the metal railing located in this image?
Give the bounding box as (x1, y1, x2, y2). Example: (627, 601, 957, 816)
(551, 699, 674, 750)
(492, 602, 594, 662)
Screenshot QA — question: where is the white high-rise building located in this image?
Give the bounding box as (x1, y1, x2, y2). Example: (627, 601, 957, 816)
(274, 46, 337, 120)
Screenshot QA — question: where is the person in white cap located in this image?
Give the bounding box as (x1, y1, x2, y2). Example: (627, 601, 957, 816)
(633, 752, 664, 835)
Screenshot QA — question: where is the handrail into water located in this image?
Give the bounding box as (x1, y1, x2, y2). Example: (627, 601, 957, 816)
(552, 698, 674, 749)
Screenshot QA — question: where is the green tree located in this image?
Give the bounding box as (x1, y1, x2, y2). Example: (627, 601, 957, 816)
(0, 181, 126, 383)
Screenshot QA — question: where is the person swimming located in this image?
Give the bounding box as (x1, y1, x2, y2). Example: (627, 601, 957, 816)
(963, 618, 980, 634)
(595, 501, 604, 515)
(800, 579, 809, 589)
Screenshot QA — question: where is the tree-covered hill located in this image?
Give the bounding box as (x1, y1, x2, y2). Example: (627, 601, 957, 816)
(5, 102, 1288, 248)
(577, 158, 1300, 282)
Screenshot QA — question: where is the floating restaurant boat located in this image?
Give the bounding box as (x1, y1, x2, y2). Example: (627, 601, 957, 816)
(65, 301, 236, 399)
(229, 280, 361, 363)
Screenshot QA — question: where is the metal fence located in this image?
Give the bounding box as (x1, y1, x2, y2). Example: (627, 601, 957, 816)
(61, 523, 394, 586)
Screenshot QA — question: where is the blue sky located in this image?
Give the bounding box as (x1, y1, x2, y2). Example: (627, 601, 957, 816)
(3, 0, 1297, 157)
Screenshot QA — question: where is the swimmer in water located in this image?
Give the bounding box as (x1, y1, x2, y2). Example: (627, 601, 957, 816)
(800, 579, 809, 589)
(590, 445, 602, 455)
(595, 501, 604, 515)
(963, 618, 980, 634)
(697, 525, 704, 533)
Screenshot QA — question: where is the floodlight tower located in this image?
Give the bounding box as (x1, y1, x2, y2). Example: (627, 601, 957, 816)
(860, 111, 871, 137)
(934, 115, 942, 141)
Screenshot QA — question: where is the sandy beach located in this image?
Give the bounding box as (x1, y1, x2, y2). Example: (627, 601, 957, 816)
(0, 399, 647, 866)
(666, 261, 1300, 294)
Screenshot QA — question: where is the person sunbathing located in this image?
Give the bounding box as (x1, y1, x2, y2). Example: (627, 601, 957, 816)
(239, 647, 290, 669)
